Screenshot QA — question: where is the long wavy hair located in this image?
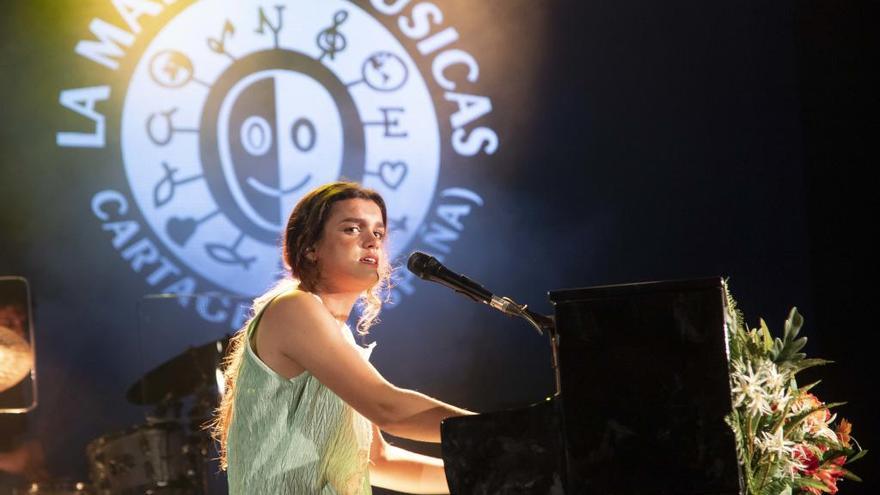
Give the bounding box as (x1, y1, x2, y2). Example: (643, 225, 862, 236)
(211, 182, 392, 469)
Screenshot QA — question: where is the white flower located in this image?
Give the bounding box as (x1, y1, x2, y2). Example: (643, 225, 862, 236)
(757, 360, 793, 411)
(730, 360, 773, 416)
(758, 360, 787, 394)
(756, 425, 797, 458)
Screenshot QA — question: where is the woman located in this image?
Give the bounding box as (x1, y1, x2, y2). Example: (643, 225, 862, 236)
(212, 182, 472, 494)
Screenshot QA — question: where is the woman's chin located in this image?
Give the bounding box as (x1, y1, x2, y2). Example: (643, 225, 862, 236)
(342, 267, 379, 291)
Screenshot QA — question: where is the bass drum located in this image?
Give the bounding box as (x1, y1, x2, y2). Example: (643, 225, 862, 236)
(86, 421, 200, 495)
(12, 481, 91, 494)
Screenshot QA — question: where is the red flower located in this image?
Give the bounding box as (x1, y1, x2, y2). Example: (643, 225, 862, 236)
(814, 463, 846, 494)
(793, 444, 820, 475)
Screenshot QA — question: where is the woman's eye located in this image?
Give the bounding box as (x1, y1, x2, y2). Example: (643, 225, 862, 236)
(374, 231, 385, 239)
(345, 226, 361, 233)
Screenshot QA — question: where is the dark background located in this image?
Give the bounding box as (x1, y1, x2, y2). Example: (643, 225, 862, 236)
(1, 0, 876, 493)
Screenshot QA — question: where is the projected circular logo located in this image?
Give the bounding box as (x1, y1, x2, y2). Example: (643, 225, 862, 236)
(121, 1, 440, 295)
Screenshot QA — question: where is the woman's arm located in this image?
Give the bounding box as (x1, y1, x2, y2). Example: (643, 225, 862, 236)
(371, 386, 473, 442)
(369, 424, 450, 494)
(259, 291, 473, 442)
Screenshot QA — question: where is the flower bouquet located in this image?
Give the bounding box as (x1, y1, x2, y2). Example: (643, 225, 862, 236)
(724, 286, 866, 494)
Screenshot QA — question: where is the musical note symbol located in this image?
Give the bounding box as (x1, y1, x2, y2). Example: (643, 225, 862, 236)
(207, 20, 236, 61)
(205, 233, 257, 270)
(316, 10, 348, 61)
(153, 162, 203, 208)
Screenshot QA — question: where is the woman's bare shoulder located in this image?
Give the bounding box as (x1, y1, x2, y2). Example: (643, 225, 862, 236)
(260, 288, 329, 335)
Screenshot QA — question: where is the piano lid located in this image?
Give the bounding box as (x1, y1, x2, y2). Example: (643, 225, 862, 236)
(549, 276, 723, 304)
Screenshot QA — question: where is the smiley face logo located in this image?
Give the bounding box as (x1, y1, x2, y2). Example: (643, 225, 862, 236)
(200, 51, 365, 244)
(119, 1, 441, 295)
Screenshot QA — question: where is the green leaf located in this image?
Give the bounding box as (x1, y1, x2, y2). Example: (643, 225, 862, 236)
(784, 307, 803, 340)
(789, 337, 807, 354)
(776, 337, 808, 363)
(823, 401, 848, 410)
(846, 448, 868, 464)
(794, 477, 828, 490)
(790, 358, 833, 373)
(785, 406, 824, 432)
(798, 380, 822, 393)
(820, 449, 849, 463)
(760, 318, 774, 352)
(842, 468, 863, 482)
(784, 403, 846, 436)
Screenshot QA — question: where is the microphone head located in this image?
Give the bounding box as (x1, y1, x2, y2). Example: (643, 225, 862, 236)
(407, 251, 439, 280)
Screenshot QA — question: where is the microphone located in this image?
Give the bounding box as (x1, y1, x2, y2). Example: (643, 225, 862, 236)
(406, 252, 520, 316)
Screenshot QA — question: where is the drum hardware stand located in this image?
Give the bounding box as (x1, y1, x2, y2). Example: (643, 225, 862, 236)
(147, 398, 184, 424)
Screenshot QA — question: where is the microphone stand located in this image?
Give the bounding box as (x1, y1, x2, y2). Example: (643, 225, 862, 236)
(493, 296, 561, 397)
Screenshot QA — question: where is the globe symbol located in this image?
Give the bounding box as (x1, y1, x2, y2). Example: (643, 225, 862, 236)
(149, 50, 196, 88)
(362, 51, 408, 92)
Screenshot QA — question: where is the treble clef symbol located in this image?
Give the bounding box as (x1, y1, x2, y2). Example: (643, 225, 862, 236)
(316, 10, 348, 61)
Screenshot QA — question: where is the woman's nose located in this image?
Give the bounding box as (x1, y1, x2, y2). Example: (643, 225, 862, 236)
(362, 231, 378, 247)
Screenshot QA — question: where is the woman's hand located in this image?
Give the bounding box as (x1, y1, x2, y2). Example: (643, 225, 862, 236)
(369, 424, 450, 494)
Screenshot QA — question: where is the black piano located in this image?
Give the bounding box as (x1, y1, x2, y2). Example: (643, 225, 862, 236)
(440, 278, 742, 494)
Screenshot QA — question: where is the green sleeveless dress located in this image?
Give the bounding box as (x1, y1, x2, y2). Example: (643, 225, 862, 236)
(227, 294, 375, 494)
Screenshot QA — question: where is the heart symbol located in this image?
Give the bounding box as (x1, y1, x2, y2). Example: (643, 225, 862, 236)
(166, 216, 197, 246)
(378, 161, 408, 190)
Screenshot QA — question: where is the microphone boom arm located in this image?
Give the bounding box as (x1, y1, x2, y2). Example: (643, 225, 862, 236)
(490, 295, 554, 336)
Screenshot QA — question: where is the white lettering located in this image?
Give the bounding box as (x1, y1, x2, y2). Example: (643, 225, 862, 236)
(445, 91, 492, 129)
(421, 222, 458, 253)
(75, 18, 135, 70)
(451, 126, 498, 156)
(121, 238, 161, 271)
(196, 293, 229, 323)
(370, 0, 412, 16)
(103, 220, 140, 249)
(436, 204, 471, 230)
(112, 0, 165, 34)
(398, 3, 442, 39)
(432, 49, 478, 91)
(91, 189, 128, 220)
(416, 26, 458, 55)
(57, 86, 111, 148)
(162, 277, 198, 307)
(440, 187, 485, 205)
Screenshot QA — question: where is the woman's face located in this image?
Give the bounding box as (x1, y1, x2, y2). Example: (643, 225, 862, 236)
(310, 198, 386, 293)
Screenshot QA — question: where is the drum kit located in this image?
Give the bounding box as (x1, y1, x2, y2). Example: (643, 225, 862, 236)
(2, 334, 230, 495)
(0, 326, 33, 395)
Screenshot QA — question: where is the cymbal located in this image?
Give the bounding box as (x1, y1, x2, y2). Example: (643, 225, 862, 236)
(127, 336, 229, 405)
(0, 325, 33, 393)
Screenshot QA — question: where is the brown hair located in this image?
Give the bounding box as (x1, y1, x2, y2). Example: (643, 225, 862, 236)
(211, 181, 392, 468)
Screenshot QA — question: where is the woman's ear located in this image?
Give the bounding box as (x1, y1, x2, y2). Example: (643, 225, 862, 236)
(305, 247, 317, 262)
